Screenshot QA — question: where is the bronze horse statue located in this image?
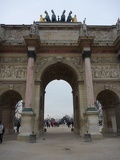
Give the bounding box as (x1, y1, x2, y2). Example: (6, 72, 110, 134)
(44, 11, 51, 22)
(61, 10, 66, 22)
(51, 10, 57, 22)
(66, 11, 72, 22)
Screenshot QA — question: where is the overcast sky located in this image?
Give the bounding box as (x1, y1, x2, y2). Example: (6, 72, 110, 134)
(0, 0, 119, 25)
(0, 0, 119, 118)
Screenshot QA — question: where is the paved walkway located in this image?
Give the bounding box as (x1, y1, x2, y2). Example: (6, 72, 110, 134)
(0, 125, 120, 160)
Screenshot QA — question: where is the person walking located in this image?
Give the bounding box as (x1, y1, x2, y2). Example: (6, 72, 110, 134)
(0, 121, 5, 143)
(16, 121, 21, 133)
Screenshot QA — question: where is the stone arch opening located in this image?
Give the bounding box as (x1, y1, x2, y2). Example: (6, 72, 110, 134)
(44, 80, 73, 118)
(41, 62, 78, 90)
(39, 62, 80, 133)
(0, 90, 22, 134)
(96, 89, 120, 133)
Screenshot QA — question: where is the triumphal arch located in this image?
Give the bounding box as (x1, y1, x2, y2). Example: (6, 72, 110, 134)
(0, 13, 120, 140)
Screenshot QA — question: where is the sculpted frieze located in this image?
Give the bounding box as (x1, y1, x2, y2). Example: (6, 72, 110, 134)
(0, 65, 27, 79)
(92, 65, 119, 79)
(0, 57, 27, 63)
(91, 57, 118, 63)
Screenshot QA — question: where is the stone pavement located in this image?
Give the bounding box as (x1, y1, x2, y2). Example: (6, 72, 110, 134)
(0, 125, 120, 160)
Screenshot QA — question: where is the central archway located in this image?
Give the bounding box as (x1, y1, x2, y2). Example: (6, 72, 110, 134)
(45, 80, 73, 118)
(39, 62, 80, 134)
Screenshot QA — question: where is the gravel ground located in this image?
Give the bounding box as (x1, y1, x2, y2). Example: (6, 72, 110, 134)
(0, 125, 120, 160)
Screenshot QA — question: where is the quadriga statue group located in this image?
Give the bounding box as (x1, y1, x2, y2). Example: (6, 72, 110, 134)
(39, 10, 77, 22)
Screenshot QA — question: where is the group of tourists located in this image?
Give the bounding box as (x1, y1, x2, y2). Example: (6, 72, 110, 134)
(44, 119, 74, 128)
(45, 121, 60, 127)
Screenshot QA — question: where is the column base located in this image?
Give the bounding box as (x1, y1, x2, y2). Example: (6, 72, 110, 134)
(117, 129, 120, 136)
(74, 128, 80, 134)
(39, 128, 44, 134)
(91, 133, 103, 139)
(84, 107, 103, 139)
(17, 108, 36, 141)
(115, 102, 120, 136)
(17, 133, 31, 141)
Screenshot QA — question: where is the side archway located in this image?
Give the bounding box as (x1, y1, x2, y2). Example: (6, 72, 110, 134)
(96, 89, 119, 134)
(0, 90, 22, 134)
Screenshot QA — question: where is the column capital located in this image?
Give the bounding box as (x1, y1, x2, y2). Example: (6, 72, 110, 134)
(82, 50, 91, 60)
(27, 50, 36, 59)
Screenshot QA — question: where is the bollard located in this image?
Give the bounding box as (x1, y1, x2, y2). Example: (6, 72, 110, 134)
(84, 133, 92, 142)
(29, 132, 36, 143)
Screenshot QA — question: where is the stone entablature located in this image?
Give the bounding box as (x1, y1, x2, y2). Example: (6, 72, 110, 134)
(0, 23, 118, 47)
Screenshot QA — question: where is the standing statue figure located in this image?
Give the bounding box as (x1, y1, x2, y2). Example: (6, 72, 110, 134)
(40, 15, 45, 22)
(15, 100, 23, 114)
(82, 18, 88, 36)
(66, 11, 72, 22)
(44, 11, 51, 22)
(51, 10, 57, 22)
(72, 15, 77, 22)
(96, 100, 103, 126)
(29, 21, 38, 36)
(61, 10, 66, 22)
(116, 18, 120, 35)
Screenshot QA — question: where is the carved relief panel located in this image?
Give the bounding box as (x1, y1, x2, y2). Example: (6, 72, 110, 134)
(0, 65, 27, 79)
(0, 56, 27, 79)
(91, 56, 120, 79)
(92, 65, 119, 79)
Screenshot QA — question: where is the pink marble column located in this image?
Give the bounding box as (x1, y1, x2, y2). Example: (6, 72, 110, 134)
(82, 50, 94, 108)
(24, 47, 36, 109)
(82, 48, 102, 138)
